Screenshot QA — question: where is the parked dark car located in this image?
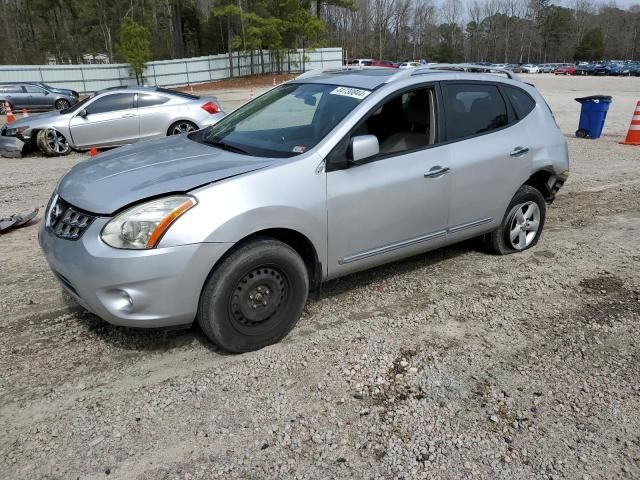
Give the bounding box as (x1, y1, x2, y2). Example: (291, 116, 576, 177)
(574, 64, 595, 75)
(0, 82, 79, 113)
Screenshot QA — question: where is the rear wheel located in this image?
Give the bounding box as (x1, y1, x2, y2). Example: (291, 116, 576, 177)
(575, 129, 588, 138)
(484, 185, 546, 255)
(36, 128, 71, 156)
(0, 101, 12, 115)
(168, 120, 198, 136)
(197, 238, 309, 353)
(55, 99, 71, 110)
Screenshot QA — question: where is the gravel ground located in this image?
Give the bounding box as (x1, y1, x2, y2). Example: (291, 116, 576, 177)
(1, 74, 639, 480)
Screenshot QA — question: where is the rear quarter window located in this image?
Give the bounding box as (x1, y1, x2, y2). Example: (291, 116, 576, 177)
(503, 86, 536, 119)
(443, 83, 509, 140)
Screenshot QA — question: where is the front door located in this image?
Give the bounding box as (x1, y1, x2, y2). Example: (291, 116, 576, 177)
(326, 85, 451, 278)
(69, 92, 139, 148)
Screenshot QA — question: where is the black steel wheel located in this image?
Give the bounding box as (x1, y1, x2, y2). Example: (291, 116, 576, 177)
(198, 238, 309, 353)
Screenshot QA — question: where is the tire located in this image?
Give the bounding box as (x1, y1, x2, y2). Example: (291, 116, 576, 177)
(54, 99, 71, 110)
(36, 128, 72, 156)
(197, 238, 309, 353)
(168, 120, 198, 136)
(484, 185, 546, 255)
(575, 129, 588, 138)
(0, 101, 12, 115)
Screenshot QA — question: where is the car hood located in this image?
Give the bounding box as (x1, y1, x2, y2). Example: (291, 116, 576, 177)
(8, 110, 66, 129)
(57, 135, 274, 215)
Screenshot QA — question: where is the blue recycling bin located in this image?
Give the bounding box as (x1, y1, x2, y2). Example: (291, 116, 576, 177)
(575, 95, 612, 139)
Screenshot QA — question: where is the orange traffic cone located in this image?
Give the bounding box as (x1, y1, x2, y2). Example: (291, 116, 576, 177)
(620, 101, 640, 146)
(89, 146, 98, 157)
(189, 84, 194, 93)
(272, 77, 276, 86)
(4, 102, 15, 123)
(249, 87, 254, 99)
(21, 108, 29, 118)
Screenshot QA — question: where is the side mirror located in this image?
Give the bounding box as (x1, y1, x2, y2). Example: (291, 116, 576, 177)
(43, 90, 49, 95)
(349, 135, 379, 163)
(78, 109, 88, 118)
(303, 94, 317, 106)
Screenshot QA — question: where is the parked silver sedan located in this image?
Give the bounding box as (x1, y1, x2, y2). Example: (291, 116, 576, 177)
(40, 67, 569, 353)
(1, 86, 224, 156)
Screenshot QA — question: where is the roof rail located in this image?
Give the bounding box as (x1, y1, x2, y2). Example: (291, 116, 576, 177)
(295, 65, 372, 80)
(411, 63, 519, 80)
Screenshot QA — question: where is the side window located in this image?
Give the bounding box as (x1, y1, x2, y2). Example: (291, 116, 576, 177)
(85, 93, 135, 115)
(352, 87, 436, 155)
(24, 84, 46, 94)
(1, 85, 24, 94)
(503, 86, 535, 119)
(138, 94, 170, 108)
(444, 83, 508, 140)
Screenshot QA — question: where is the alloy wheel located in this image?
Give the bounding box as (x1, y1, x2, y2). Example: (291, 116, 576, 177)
(171, 122, 196, 135)
(508, 201, 541, 250)
(44, 130, 69, 154)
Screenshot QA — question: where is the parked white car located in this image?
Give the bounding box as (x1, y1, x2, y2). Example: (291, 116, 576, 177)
(398, 62, 419, 69)
(521, 64, 540, 73)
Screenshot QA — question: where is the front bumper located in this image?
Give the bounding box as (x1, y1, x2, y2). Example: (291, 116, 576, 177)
(39, 217, 232, 328)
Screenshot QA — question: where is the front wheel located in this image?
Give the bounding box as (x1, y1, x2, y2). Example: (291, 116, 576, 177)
(36, 128, 72, 156)
(197, 238, 309, 353)
(484, 185, 546, 255)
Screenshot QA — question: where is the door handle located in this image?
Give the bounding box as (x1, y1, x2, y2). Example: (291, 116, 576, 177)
(424, 166, 450, 178)
(121, 113, 136, 118)
(510, 146, 530, 157)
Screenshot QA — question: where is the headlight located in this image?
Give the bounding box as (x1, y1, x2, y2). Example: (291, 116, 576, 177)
(101, 195, 196, 249)
(4, 126, 29, 137)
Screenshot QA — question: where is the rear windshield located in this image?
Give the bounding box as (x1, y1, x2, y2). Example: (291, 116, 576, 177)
(198, 83, 369, 158)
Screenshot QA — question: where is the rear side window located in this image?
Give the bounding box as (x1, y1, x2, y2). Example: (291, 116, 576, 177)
(24, 84, 47, 94)
(138, 94, 170, 107)
(1, 85, 23, 93)
(444, 83, 508, 140)
(503, 86, 535, 119)
(86, 93, 135, 114)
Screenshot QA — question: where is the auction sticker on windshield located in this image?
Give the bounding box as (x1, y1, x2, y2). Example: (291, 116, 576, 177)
(330, 87, 371, 100)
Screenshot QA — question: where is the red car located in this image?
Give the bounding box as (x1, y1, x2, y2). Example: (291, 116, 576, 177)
(370, 60, 398, 68)
(554, 64, 576, 75)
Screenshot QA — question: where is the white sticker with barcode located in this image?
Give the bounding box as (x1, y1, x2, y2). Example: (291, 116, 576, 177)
(330, 86, 371, 100)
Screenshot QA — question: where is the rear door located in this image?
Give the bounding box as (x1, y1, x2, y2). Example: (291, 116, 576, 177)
(69, 92, 138, 148)
(137, 93, 171, 141)
(441, 81, 530, 241)
(3, 85, 29, 109)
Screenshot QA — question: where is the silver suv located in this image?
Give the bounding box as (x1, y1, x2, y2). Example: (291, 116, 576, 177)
(39, 66, 569, 353)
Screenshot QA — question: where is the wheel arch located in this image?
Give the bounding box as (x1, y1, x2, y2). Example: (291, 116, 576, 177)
(203, 228, 323, 300)
(524, 168, 560, 203)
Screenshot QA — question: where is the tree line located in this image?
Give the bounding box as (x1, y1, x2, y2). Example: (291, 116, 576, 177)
(0, 0, 638, 68)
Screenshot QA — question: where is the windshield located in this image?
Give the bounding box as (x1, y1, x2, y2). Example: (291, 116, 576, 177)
(60, 93, 96, 114)
(199, 83, 369, 158)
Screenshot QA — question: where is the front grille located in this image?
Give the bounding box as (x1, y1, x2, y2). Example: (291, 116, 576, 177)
(46, 195, 95, 241)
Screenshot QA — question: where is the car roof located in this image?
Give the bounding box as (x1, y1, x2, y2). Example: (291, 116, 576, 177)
(96, 86, 199, 99)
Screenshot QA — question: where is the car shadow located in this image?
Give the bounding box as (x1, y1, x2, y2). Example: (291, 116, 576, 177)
(319, 238, 483, 299)
(62, 293, 227, 355)
(65, 238, 485, 354)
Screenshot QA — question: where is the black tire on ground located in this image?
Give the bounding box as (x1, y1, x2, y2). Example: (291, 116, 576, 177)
(575, 129, 588, 138)
(167, 120, 198, 136)
(55, 99, 71, 110)
(483, 185, 546, 255)
(197, 238, 309, 353)
(36, 128, 72, 157)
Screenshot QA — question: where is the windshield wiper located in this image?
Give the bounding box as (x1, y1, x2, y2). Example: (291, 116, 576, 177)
(205, 139, 250, 155)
